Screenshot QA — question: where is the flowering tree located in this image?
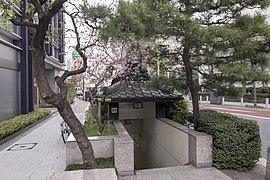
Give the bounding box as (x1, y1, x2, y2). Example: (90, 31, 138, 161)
(0, 0, 118, 168)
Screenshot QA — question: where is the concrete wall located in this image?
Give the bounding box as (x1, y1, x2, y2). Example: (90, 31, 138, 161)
(119, 102, 143, 120)
(0, 37, 20, 121)
(66, 135, 116, 165)
(0, 68, 19, 121)
(159, 119, 212, 168)
(130, 102, 212, 169)
(66, 121, 134, 176)
(121, 119, 142, 135)
(136, 102, 189, 168)
(45, 69, 59, 93)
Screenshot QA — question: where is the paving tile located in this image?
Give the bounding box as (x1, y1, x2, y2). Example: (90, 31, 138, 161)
(0, 100, 89, 180)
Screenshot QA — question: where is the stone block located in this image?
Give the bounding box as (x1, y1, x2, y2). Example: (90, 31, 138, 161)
(66, 139, 82, 165)
(189, 134, 212, 168)
(114, 136, 134, 175)
(189, 135, 196, 166)
(196, 136, 212, 168)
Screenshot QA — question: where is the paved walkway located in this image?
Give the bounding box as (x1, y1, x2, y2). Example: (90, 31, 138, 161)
(0, 99, 89, 180)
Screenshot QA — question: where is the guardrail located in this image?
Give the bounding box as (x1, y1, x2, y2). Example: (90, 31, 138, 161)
(193, 95, 270, 108)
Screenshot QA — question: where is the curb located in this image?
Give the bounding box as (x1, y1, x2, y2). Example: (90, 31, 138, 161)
(258, 158, 267, 167)
(0, 110, 58, 147)
(199, 102, 270, 111)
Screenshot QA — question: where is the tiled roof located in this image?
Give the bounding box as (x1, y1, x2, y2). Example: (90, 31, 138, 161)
(104, 82, 181, 102)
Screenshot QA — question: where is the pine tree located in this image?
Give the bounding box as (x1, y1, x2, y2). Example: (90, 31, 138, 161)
(102, 0, 270, 127)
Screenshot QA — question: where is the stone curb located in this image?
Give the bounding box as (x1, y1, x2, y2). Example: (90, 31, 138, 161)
(0, 109, 58, 146)
(199, 102, 270, 111)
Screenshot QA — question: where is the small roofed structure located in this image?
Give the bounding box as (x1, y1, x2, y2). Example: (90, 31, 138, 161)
(97, 81, 181, 121)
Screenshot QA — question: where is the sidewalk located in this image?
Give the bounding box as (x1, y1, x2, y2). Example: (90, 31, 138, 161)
(0, 99, 89, 180)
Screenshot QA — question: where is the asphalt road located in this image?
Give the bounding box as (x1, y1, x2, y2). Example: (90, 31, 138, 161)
(200, 104, 270, 159)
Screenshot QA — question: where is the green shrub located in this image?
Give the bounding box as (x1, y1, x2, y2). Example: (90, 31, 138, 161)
(84, 109, 117, 136)
(166, 99, 192, 125)
(197, 110, 261, 171)
(0, 109, 51, 140)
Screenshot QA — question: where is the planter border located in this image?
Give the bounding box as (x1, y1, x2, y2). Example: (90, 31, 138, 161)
(0, 110, 57, 146)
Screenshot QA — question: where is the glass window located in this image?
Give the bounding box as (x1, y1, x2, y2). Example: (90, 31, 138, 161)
(133, 102, 142, 109)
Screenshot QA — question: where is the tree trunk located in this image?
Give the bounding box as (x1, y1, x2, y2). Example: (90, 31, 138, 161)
(89, 92, 104, 132)
(32, 47, 96, 169)
(57, 100, 97, 168)
(253, 82, 257, 107)
(242, 81, 247, 94)
(182, 45, 200, 129)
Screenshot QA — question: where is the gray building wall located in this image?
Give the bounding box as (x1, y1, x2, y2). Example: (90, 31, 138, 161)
(46, 69, 59, 93)
(0, 38, 21, 121)
(121, 102, 190, 169)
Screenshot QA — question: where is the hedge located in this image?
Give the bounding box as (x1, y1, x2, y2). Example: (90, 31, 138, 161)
(0, 109, 51, 140)
(197, 110, 261, 171)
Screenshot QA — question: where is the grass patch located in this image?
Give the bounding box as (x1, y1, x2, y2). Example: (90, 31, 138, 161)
(84, 109, 117, 137)
(96, 157, 114, 168)
(0, 109, 51, 140)
(65, 157, 114, 171)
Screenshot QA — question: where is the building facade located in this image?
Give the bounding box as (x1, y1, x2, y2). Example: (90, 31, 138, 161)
(0, 1, 65, 121)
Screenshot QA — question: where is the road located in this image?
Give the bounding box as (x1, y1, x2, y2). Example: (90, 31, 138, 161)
(200, 104, 270, 159)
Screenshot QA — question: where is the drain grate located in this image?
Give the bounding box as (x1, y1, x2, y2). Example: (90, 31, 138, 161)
(7, 143, 37, 151)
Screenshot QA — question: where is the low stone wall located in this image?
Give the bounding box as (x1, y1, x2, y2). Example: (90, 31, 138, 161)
(159, 118, 212, 168)
(114, 120, 134, 175)
(66, 135, 116, 165)
(66, 120, 134, 175)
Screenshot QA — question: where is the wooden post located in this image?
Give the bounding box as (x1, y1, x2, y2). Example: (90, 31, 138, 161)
(34, 78, 39, 111)
(36, 86, 39, 111)
(241, 97, 244, 106)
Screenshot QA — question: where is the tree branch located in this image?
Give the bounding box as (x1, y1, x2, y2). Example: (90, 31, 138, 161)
(47, 0, 67, 20)
(58, 11, 90, 83)
(10, 19, 38, 28)
(29, 0, 43, 17)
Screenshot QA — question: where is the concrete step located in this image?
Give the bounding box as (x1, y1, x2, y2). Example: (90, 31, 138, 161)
(135, 165, 195, 175)
(50, 168, 117, 180)
(120, 165, 232, 180)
